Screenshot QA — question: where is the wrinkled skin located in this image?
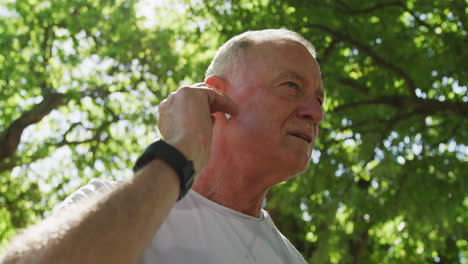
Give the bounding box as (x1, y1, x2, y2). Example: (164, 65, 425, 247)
(191, 39, 325, 216)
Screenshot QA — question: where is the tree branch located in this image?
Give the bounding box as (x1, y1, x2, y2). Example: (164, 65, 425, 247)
(349, 227, 369, 264)
(318, 39, 338, 65)
(336, 77, 370, 95)
(55, 117, 117, 148)
(331, 96, 403, 112)
(333, 0, 433, 30)
(0, 78, 134, 173)
(0, 160, 17, 174)
(304, 23, 418, 98)
(336, 0, 402, 15)
(332, 95, 468, 119)
(0, 93, 65, 163)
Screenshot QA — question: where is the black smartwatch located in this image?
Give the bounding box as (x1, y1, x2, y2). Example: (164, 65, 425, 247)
(133, 140, 195, 201)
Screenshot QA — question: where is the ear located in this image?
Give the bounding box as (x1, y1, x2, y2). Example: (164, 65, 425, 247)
(205, 76, 233, 121)
(205, 75, 228, 93)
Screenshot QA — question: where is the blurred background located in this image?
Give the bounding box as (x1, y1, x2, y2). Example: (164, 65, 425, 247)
(0, 0, 467, 263)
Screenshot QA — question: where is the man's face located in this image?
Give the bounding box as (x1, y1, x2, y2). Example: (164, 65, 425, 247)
(221, 39, 324, 183)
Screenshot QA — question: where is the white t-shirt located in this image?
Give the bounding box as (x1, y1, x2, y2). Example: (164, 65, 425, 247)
(60, 180, 307, 264)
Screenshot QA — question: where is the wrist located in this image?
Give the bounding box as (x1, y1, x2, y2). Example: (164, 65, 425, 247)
(163, 138, 206, 173)
(133, 140, 195, 200)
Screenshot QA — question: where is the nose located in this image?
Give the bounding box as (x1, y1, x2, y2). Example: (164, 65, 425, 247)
(296, 96, 324, 125)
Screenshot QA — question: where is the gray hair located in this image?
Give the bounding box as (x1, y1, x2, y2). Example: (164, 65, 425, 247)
(204, 29, 316, 82)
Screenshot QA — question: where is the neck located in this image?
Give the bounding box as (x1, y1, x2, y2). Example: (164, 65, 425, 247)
(192, 152, 279, 218)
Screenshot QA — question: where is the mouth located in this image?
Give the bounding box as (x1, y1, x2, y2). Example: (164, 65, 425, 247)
(288, 132, 312, 143)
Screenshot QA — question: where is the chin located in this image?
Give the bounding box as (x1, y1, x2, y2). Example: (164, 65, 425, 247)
(288, 151, 311, 168)
(280, 158, 310, 180)
(294, 163, 310, 176)
(276, 167, 308, 185)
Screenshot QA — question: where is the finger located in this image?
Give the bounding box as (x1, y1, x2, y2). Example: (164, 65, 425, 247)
(192, 83, 206, 88)
(210, 114, 216, 124)
(204, 89, 239, 117)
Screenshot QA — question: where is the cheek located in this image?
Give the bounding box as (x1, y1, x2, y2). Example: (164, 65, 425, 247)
(242, 102, 285, 133)
(233, 110, 279, 150)
(241, 111, 274, 136)
(233, 90, 292, 139)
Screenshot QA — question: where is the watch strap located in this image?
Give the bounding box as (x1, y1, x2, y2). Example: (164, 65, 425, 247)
(133, 140, 195, 200)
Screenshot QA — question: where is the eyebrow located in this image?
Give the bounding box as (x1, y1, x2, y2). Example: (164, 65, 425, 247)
(275, 70, 325, 99)
(277, 70, 305, 82)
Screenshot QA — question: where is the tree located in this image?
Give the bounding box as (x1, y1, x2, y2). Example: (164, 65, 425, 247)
(1, 0, 467, 263)
(0, 0, 197, 249)
(185, 0, 467, 263)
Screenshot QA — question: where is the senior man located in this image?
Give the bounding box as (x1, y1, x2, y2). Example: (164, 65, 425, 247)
(1, 28, 324, 264)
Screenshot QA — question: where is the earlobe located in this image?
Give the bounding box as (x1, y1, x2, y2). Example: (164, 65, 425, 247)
(205, 75, 228, 93)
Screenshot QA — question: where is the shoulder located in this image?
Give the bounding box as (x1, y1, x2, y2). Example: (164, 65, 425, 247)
(277, 231, 308, 263)
(262, 210, 308, 264)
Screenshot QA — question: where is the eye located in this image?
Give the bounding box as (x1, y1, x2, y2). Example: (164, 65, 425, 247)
(285, 82, 299, 90)
(283, 82, 302, 96)
(281, 81, 303, 97)
(317, 97, 324, 106)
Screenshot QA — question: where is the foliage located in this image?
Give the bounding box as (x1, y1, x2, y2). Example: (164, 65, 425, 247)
(0, 0, 192, 249)
(1, 0, 467, 263)
(188, 0, 468, 263)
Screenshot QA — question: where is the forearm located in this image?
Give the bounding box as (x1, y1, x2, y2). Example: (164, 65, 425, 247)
(1, 83, 238, 264)
(1, 159, 179, 264)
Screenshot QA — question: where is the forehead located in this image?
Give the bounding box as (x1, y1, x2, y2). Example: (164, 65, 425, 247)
(249, 38, 315, 59)
(244, 39, 323, 92)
